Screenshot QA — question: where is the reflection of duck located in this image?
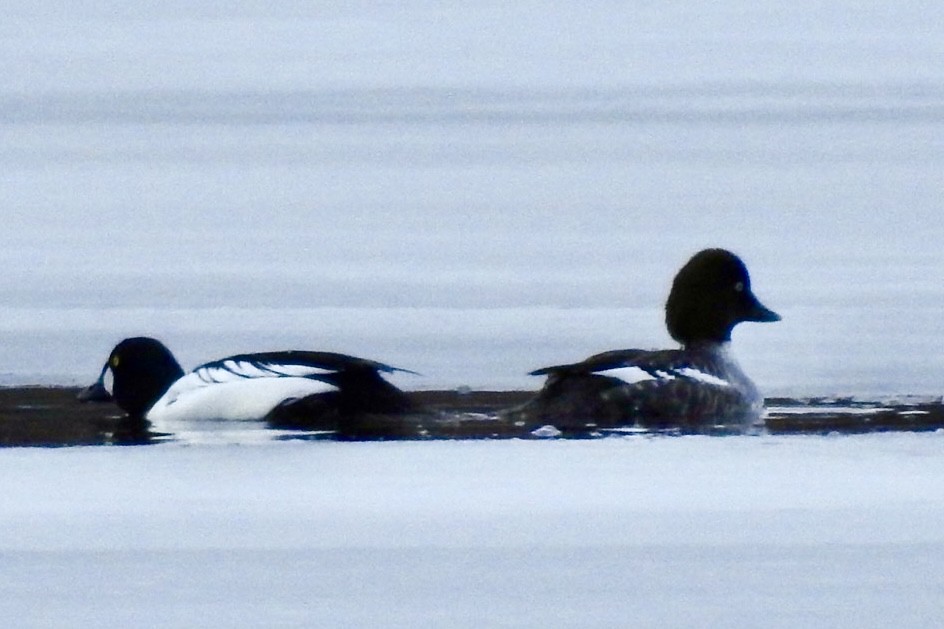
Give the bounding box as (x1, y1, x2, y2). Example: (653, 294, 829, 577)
(507, 249, 781, 431)
(78, 337, 416, 438)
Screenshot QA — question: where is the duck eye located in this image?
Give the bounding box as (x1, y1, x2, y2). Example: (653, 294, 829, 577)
(734, 281, 744, 293)
(110, 355, 120, 368)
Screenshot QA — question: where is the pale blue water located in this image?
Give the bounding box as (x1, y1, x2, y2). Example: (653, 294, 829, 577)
(1, 2, 942, 396)
(2, 7, 944, 626)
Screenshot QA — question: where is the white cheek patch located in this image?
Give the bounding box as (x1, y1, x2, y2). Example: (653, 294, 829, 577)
(595, 366, 659, 385)
(675, 367, 731, 387)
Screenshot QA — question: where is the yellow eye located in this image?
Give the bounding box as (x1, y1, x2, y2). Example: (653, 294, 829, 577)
(110, 355, 120, 368)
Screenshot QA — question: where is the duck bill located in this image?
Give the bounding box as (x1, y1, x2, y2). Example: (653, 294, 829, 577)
(76, 364, 113, 402)
(743, 294, 781, 323)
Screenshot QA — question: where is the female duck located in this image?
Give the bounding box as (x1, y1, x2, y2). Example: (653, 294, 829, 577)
(507, 248, 780, 431)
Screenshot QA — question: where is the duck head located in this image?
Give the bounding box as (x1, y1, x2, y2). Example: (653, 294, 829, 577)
(78, 337, 185, 418)
(665, 249, 780, 346)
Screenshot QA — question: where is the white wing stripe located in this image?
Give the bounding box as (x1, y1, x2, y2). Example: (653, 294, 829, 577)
(595, 366, 731, 387)
(675, 367, 731, 387)
(595, 366, 658, 385)
(194, 361, 335, 384)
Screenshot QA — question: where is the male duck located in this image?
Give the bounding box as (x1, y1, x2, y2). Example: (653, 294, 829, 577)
(506, 248, 780, 431)
(78, 336, 416, 438)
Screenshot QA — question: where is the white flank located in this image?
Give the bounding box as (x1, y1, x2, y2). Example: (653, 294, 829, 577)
(595, 366, 658, 385)
(675, 367, 731, 387)
(147, 375, 338, 430)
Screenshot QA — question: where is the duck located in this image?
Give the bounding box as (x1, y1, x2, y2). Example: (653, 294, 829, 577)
(78, 336, 417, 439)
(505, 248, 781, 432)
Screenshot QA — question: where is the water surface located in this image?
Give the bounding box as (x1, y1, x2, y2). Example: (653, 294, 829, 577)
(1, 2, 942, 397)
